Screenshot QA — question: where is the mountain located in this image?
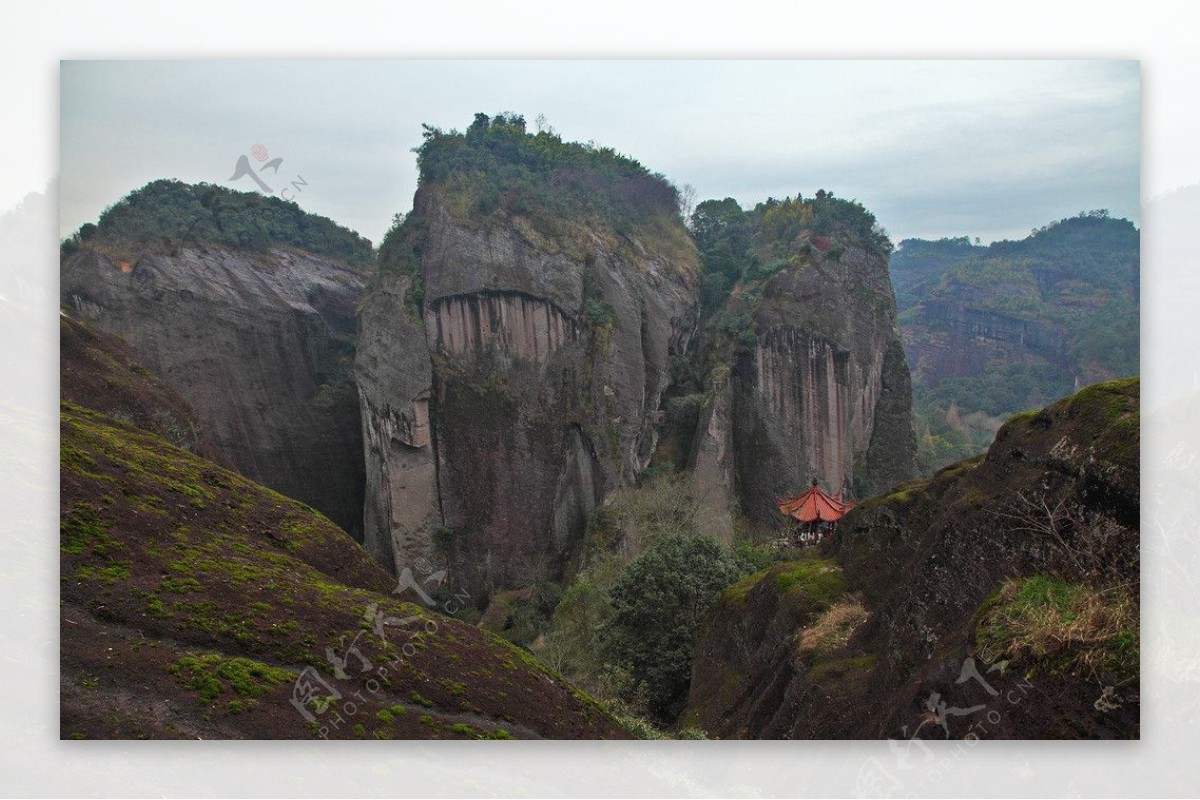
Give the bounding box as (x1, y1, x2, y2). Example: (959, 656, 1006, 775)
(60, 180, 370, 538)
(681, 377, 1139, 739)
(357, 114, 700, 597)
(892, 212, 1139, 471)
(888, 235, 985, 311)
(681, 193, 917, 539)
(62, 119, 1100, 742)
(60, 315, 626, 739)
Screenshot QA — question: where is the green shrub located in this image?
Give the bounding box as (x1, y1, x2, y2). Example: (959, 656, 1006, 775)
(418, 113, 680, 230)
(601, 533, 747, 723)
(690, 190, 889, 314)
(168, 653, 294, 705)
(583, 298, 616, 329)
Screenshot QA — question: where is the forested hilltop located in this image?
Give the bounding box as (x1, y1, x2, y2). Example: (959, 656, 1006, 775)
(656, 190, 906, 477)
(378, 112, 694, 282)
(61, 179, 373, 268)
(891, 211, 1139, 471)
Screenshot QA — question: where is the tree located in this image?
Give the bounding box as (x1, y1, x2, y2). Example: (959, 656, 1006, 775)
(466, 112, 491, 140)
(601, 533, 745, 722)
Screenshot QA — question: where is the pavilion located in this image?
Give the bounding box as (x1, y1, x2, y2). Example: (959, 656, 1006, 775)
(776, 479, 853, 544)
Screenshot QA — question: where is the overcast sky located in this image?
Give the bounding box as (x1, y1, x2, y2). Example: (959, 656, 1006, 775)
(60, 60, 1139, 246)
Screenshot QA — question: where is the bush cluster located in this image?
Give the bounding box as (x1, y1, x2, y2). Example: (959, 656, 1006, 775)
(62, 179, 373, 266)
(379, 113, 686, 277)
(690, 190, 889, 312)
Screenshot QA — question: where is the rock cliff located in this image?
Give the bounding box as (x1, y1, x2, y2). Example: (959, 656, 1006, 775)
(59, 312, 221, 460)
(61, 224, 368, 539)
(687, 194, 917, 533)
(682, 377, 1139, 739)
(355, 273, 436, 571)
(357, 115, 700, 598)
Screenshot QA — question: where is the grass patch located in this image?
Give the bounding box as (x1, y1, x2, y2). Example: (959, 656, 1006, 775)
(75, 561, 131, 584)
(158, 576, 203, 594)
(796, 597, 869, 656)
(975, 575, 1138, 683)
(719, 557, 847, 613)
(720, 569, 769, 606)
(880, 478, 932, 506)
(772, 558, 847, 607)
(61, 502, 120, 556)
(168, 653, 295, 704)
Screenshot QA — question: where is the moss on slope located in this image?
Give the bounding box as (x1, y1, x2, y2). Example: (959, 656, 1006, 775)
(60, 402, 626, 740)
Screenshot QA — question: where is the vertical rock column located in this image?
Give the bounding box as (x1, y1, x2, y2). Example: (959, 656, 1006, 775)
(732, 327, 855, 523)
(426, 291, 595, 597)
(355, 275, 437, 572)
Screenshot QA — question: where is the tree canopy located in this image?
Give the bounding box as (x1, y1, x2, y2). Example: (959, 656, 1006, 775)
(600, 533, 749, 723)
(689, 191, 890, 311)
(62, 179, 373, 267)
(378, 112, 690, 277)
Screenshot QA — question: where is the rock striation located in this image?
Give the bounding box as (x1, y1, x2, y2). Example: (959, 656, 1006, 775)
(693, 230, 917, 532)
(358, 187, 700, 597)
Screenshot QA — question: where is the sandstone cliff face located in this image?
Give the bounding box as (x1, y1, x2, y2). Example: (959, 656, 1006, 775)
(695, 243, 917, 528)
(61, 245, 367, 538)
(903, 299, 1070, 389)
(354, 274, 435, 570)
(60, 313, 221, 460)
(682, 378, 1139, 739)
(358, 194, 699, 597)
(690, 381, 737, 543)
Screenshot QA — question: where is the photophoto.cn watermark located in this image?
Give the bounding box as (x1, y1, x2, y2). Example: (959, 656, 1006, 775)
(288, 557, 471, 739)
(229, 143, 308, 200)
(854, 646, 1035, 798)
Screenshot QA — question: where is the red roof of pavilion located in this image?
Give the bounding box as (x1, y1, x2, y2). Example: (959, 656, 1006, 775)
(777, 481, 853, 523)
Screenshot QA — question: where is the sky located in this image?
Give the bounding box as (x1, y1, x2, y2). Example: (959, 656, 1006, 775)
(59, 60, 1140, 247)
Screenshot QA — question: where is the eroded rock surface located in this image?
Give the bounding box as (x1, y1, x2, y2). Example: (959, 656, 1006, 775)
(61, 245, 367, 538)
(358, 190, 700, 597)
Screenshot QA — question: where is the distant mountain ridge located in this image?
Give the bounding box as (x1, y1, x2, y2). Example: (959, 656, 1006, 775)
(891, 212, 1139, 471)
